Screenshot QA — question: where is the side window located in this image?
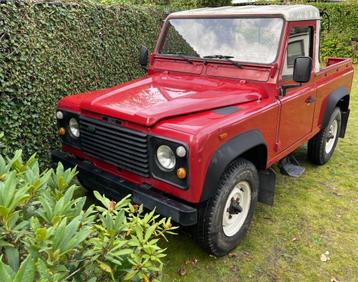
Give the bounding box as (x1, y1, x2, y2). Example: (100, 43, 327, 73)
(282, 26, 313, 81)
(287, 40, 304, 67)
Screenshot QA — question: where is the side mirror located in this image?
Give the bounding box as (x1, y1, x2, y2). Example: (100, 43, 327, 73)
(139, 45, 149, 70)
(280, 56, 312, 96)
(293, 56, 312, 83)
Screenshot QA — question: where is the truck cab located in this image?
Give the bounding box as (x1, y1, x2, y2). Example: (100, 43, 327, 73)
(52, 5, 353, 256)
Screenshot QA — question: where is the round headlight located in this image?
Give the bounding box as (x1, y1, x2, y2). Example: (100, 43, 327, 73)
(156, 145, 176, 170)
(69, 118, 80, 138)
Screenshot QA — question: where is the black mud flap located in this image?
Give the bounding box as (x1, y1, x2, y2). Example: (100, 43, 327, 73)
(258, 168, 276, 206)
(340, 109, 350, 138)
(279, 155, 305, 178)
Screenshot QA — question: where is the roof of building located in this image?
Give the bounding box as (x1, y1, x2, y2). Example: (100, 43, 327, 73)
(169, 5, 321, 21)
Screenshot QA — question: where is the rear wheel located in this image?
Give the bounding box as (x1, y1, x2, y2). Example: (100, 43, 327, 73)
(308, 108, 341, 165)
(193, 158, 258, 256)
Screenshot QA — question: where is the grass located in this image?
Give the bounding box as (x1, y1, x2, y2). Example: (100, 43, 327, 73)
(160, 68, 358, 282)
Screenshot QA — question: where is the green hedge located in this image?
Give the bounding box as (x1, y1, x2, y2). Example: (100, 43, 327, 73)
(313, 3, 358, 63)
(1, 1, 357, 164)
(0, 1, 166, 163)
(91, 0, 231, 8)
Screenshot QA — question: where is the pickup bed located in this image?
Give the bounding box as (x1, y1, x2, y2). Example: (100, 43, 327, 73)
(52, 5, 353, 256)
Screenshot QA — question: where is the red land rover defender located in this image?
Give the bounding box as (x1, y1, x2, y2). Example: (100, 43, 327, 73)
(52, 5, 353, 256)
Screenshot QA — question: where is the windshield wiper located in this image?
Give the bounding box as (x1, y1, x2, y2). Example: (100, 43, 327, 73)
(203, 55, 242, 68)
(170, 52, 194, 64)
(203, 55, 234, 59)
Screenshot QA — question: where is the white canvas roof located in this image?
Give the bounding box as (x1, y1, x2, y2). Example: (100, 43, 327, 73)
(169, 5, 321, 21)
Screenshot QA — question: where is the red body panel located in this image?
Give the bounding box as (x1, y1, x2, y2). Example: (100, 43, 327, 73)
(60, 72, 265, 127)
(57, 19, 354, 204)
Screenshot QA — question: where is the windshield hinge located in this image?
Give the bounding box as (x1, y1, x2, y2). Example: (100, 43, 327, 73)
(270, 63, 278, 78)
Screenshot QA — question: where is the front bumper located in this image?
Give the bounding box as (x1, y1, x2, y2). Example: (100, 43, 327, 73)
(51, 150, 197, 226)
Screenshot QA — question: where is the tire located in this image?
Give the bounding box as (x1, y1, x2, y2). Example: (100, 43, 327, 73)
(193, 158, 259, 257)
(308, 107, 341, 165)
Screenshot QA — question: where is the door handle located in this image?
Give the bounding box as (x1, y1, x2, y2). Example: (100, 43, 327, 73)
(305, 96, 317, 105)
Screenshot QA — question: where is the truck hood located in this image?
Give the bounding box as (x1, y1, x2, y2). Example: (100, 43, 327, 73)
(78, 73, 265, 126)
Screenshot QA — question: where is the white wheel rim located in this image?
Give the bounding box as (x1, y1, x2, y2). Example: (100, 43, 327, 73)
(222, 181, 251, 237)
(325, 119, 338, 154)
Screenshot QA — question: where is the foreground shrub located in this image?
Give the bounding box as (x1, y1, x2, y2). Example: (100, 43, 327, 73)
(0, 150, 176, 281)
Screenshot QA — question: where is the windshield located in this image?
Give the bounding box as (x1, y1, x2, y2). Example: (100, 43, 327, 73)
(159, 17, 284, 64)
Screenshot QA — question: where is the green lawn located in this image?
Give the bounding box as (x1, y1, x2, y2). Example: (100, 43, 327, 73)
(161, 68, 358, 282)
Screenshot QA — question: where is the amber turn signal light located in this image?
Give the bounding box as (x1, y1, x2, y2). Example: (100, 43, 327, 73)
(58, 127, 65, 136)
(176, 167, 187, 179)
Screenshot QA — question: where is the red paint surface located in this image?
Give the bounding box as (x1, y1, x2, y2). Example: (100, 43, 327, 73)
(57, 19, 354, 203)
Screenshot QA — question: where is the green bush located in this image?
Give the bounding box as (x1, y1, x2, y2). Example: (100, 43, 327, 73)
(0, 0, 166, 163)
(188, 0, 231, 7)
(313, 3, 358, 63)
(91, 0, 172, 6)
(89, 0, 230, 7)
(0, 149, 176, 281)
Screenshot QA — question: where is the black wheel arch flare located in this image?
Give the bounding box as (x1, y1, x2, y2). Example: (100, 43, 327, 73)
(321, 86, 350, 137)
(200, 129, 267, 202)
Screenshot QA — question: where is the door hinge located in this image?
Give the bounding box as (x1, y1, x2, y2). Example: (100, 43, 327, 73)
(274, 141, 280, 152)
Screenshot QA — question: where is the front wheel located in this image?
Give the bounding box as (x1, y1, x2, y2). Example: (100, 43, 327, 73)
(308, 108, 341, 165)
(193, 159, 258, 256)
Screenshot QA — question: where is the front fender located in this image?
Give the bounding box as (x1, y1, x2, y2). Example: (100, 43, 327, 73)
(200, 130, 267, 202)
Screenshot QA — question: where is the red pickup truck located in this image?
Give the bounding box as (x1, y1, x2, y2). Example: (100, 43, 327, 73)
(52, 5, 353, 256)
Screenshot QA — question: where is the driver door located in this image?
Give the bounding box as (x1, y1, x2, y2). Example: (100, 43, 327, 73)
(278, 25, 317, 151)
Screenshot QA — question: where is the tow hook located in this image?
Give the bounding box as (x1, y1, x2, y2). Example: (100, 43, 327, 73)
(227, 197, 242, 217)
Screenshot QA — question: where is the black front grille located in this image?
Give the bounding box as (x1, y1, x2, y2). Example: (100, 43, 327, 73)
(79, 116, 149, 176)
